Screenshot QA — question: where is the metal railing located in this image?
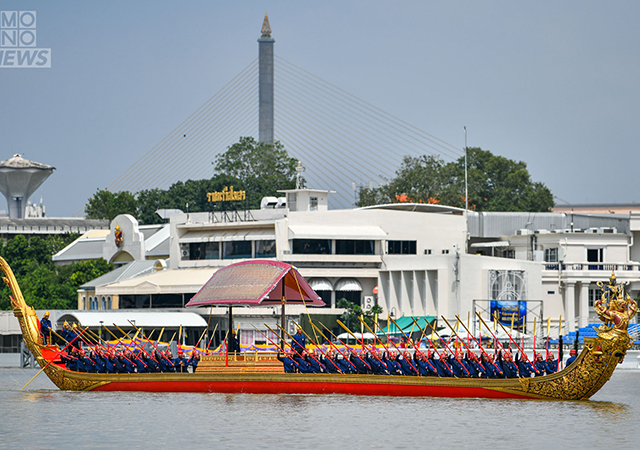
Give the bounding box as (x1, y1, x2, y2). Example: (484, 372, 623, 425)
(543, 263, 640, 272)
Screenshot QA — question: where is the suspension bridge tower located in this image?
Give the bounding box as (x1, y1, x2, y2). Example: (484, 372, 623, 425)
(258, 13, 274, 143)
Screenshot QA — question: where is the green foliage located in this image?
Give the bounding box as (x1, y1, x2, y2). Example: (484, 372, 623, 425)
(0, 235, 113, 311)
(85, 137, 302, 224)
(357, 147, 554, 212)
(85, 189, 137, 221)
(213, 136, 303, 209)
(337, 298, 384, 331)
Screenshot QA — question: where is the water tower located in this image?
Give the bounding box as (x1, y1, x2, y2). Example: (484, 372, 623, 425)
(0, 154, 55, 218)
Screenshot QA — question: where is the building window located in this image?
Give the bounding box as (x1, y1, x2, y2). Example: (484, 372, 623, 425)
(387, 240, 417, 255)
(107, 296, 112, 310)
(442, 249, 450, 255)
(587, 248, 604, 270)
(184, 242, 220, 260)
(336, 240, 375, 255)
(288, 193, 297, 211)
(255, 240, 276, 258)
(90, 296, 98, 310)
(336, 291, 361, 307)
(1, 335, 22, 354)
(544, 248, 558, 262)
(309, 197, 318, 211)
(502, 249, 515, 259)
(82, 296, 87, 310)
(222, 241, 252, 259)
(101, 296, 106, 310)
(292, 239, 332, 254)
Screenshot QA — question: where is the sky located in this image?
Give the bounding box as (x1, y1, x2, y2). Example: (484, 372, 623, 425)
(1, 1, 639, 217)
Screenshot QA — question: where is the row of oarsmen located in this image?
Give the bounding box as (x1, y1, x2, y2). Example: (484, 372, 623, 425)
(277, 348, 565, 378)
(61, 347, 200, 374)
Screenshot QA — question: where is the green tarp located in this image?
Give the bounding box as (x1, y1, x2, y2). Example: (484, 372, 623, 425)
(377, 316, 436, 336)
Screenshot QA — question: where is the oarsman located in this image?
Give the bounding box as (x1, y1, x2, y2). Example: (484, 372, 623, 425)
(517, 352, 538, 378)
(424, 351, 441, 377)
(349, 350, 369, 374)
(291, 327, 306, 355)
(82, 350, 97, 373)
(335, 352, 353, 374)
(321, 350, 341, 373)
(384, 352, 402, 375)
(436, 350, 455, 377)
(449, 350, 469, 378)
(566, 348, 578, 367)
(173, 350, 187, 373)
(228, 330, 241, 354)
(67, 324, 81, 351)
(467, 352, 486, 378)
(133, 351, 147, 373)
(120, 352, 135, 373)
(307, 350, 325, 373)
(398, 351, 417, 376)
(545, 353, 558, 374)
(277, 351, 299, 373)
(94, 350, 107, 373)
(534, 354, 546, 376)
(482, 353, 501, 378)
(371, 350, 389, 375)
(293, 351, 313, 373)
(40, 312, 52, 345)
(187, 349, 200, 373)
(501, 352, 519, 378)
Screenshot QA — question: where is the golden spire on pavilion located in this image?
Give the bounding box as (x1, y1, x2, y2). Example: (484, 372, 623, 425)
(261, 13, 272, 37)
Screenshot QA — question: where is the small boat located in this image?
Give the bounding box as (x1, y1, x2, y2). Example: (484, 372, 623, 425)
(3, 257, 636, 399)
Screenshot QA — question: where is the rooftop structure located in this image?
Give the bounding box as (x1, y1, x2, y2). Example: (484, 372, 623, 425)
(0, 154, 55, 219)
(258, 13, 274, 143)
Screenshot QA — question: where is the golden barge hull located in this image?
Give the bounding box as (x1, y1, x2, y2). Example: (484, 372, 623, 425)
(3, 257, 631, 400)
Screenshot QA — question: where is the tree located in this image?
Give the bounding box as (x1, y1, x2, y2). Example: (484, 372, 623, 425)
(357, 147, 554, 212)
(0, 235, 113, 310)
(85, 189, 137, 221)
(337, 298, 384, 330)
(213, 136, 303, 209)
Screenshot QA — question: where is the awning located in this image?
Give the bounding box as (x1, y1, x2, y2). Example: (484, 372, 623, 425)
(288, 225, 387, 240)
(55, 311, 207, 329)
(186, 260, 324, 307)
(378, 316, 436, 336)
(470, 241, 510, 248)
(337, 332, 376, 340)
(309, 278, 333, 291)
(335, 278, 362, 292)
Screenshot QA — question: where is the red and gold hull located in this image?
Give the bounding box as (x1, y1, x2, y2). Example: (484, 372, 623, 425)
(2, 256, 631, 400)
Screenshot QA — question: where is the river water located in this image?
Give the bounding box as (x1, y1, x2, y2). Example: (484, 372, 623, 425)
(0, 368, 638, 449)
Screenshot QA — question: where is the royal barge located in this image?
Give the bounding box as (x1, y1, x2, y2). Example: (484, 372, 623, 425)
(3, 257, 636, 400)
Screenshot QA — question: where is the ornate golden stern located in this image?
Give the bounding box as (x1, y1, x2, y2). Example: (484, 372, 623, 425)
(1, 257, 106, 391)
(520, 271, 637, 400)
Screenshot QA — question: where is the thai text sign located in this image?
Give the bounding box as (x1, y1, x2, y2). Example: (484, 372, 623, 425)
(490, 300, 527, 330)
(207, 186, 246, 202)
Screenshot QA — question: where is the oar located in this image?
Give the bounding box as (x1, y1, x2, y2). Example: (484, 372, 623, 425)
(308, 320, 356, 371)
(21, 359, 55, 391)
(206, 323, 219, 353)
(275, 323, 326, 370)
(366, 316, 419, 373)
(335, 320, 373, 370)
(317, 321, 368, 370)
(424, 318, 469, 376)
(22, 325, 89, 389)
(454, 315, 503, 375)
(441, 316, 487, 373)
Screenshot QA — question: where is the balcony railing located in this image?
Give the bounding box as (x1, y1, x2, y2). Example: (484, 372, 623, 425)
(543, 262, 640, 272)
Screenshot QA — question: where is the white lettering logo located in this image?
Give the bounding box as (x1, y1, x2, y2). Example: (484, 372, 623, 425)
(0, 11, 51, 68)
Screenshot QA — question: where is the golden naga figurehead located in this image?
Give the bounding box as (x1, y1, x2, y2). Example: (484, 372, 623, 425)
(595, 271, 638, 332)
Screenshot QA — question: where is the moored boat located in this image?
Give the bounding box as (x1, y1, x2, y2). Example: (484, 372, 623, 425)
(3, 257, 636, 399)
